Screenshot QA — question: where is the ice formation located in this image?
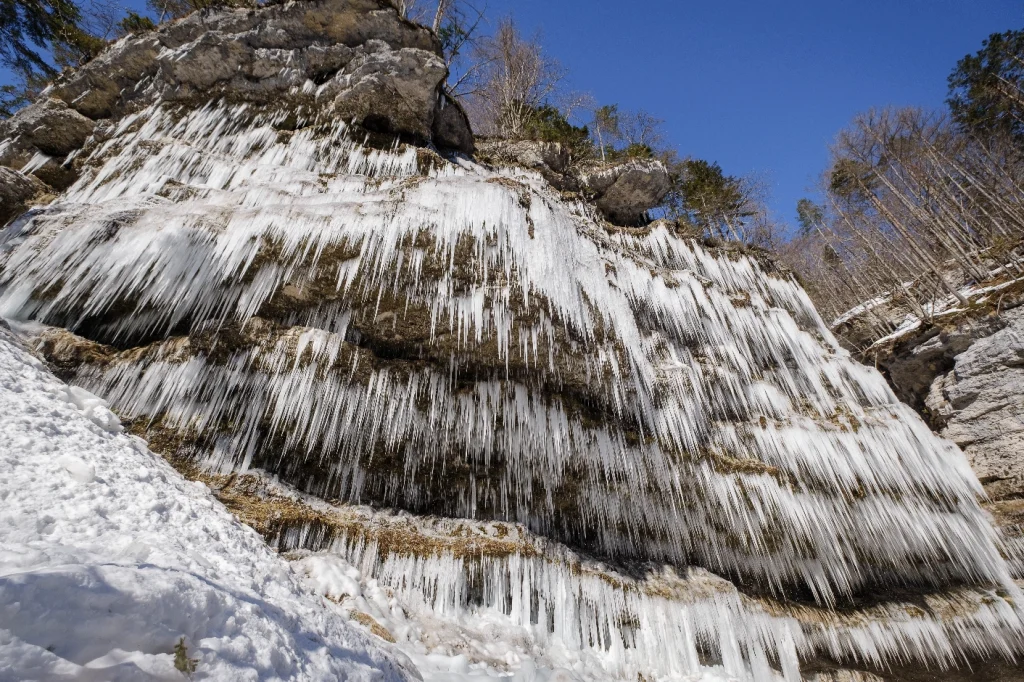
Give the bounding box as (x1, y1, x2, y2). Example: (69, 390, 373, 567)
(1, 57, 1022, 682)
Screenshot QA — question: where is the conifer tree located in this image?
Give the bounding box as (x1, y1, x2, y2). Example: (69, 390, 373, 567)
(948, 29, 1024, 144)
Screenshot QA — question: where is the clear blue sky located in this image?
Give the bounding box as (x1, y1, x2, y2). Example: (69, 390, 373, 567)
(5, 0, 1022, 229)
(476, 0, 1023, 227)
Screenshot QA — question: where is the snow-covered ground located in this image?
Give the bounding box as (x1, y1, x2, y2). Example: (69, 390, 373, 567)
(831, 267, 1024, 349)
(0, 322, 414, 682)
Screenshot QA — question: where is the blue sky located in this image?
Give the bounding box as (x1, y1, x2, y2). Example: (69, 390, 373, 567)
(476, 0, 1023, 226)
(4, 0, 1022, 228)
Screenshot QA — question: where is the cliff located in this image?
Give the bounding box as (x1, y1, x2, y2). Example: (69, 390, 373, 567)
(1, 2, 1022, 680)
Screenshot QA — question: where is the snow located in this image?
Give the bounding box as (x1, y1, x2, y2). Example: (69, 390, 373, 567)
(831, 268, 1024, 350)
(0, 323, 414, 682)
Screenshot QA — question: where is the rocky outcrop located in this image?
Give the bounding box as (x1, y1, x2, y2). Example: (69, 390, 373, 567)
(476, 139, 570, 184)
(580, 159, 671, 225)
(925, 305, 1024, 501)
(0, 167, 47, 225)
(476, 142, 672, 224)
(0, 98, 95, 160)
(0, 0, 473, 196)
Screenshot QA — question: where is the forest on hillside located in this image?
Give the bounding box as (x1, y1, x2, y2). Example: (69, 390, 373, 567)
(4, 0, 1023, 347)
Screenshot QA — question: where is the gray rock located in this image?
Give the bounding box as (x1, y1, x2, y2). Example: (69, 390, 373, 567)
(323, 44, 447, 141)
(884, 314, 1006, 409)
(431, 95, 474, 153)
(580, 159, 671, 225)
(477, 139, 568, 174)
(0, 167, 47, 225)
(31, 0, 451, 146)
(0, 98, 95, 157)
(924, 305, 1024, 499)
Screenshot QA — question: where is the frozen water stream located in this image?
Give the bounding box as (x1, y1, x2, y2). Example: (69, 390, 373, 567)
(1, 102, 1022, 679)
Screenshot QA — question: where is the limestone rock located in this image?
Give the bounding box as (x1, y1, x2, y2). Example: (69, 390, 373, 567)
(0, 167, 47, 225)
(885, 314, 1006, 409)
(0, 98, 96, 157)
(321, 43, 446, 140)
(925, 305, 1024, 500)
(13, 0, 454, 147)
(580, 159, 671, 225)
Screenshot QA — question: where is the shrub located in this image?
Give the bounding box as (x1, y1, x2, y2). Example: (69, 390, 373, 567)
(520, 104, 592, 161)
(174, 637, 198, 677)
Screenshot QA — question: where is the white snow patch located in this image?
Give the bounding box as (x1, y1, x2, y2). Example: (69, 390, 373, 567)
(0, 324, 414, 682)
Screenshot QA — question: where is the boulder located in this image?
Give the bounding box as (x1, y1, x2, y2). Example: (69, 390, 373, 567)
(0, 98, 96, 158)
(580, 159, 671, 225)
(0, 167, 47, 225)
(322, 44, 447, 141)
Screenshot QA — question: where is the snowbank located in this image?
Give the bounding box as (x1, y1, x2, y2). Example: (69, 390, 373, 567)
(0, 323, 413, 682)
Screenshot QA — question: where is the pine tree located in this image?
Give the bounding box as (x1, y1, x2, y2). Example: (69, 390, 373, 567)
(947, 29, 1024, 144)
(0, 0, 101, 77)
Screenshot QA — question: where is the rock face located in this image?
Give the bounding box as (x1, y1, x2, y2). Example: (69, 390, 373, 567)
(925, 306, 1024, 500)
(0, 167, 46, 225)
(1, 4, 1023, 681)
(0, 0, 472, 203)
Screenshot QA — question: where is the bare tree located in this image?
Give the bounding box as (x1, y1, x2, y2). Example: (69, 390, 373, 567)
(466, 17, 564, 137)
(618, 109, 665, 150)
(432, 0, 453, 32)
(434, 1, 487, 98)
(786, 105, 1024, 342)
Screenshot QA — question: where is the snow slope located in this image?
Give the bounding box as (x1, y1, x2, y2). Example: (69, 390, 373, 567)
(0, 322, 414, 682)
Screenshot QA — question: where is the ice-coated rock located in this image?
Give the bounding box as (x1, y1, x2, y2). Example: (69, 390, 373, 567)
(0, 166, 46, 225)
(2, 3, 1023, 680)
